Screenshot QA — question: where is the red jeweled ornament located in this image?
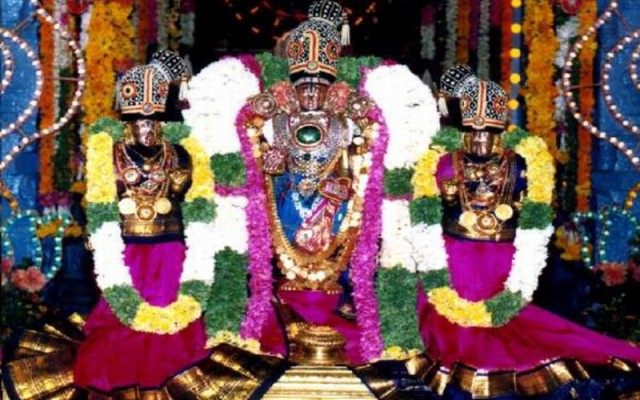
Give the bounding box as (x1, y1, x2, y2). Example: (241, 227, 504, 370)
(558, 0, 583, 15)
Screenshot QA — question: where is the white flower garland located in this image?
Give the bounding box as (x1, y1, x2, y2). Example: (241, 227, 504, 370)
(379, 199, 414, 270)
(505, 226, 554, 300)
(553, 17, 578, 130)
(183, 222, 216, 284)
(92, 222, 130, 289)
(210, 195, 249, 254)
(364, 64, 440, 273)
(363, 64, 440, 170)
(91, 222, 215, 291)
(411, 223, 448, 273)
(554, 17, 579, 68)
(183, 58, 261, 157)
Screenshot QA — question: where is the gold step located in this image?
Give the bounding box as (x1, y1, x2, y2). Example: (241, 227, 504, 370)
(262, 365, 377, 399)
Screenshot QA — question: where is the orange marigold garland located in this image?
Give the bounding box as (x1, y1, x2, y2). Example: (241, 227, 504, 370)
(576, 1, 596, 212)
(82, 0, 135, 128)
(457, 0, 471, 64)
(523, 0, 558, 158)
(38, 0, 55, 195)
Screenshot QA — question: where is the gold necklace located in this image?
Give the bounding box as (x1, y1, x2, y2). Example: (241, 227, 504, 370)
(455, 151, 515, 234)
(115, 141, 174, 220)
(124, 144, 165, 172)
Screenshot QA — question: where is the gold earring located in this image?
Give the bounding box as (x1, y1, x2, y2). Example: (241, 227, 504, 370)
(124, 123, 135, 145)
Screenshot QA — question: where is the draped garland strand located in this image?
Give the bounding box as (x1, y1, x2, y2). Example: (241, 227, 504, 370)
(82, 1, 135, 126)
(576, 1, 596, 212)
(38, 0, 56, 196)
(523, 0, 558, 158)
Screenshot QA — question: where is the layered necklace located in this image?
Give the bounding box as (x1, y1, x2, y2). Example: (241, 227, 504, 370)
(454, 150, 517, 237)
(114, 140, 175, 221)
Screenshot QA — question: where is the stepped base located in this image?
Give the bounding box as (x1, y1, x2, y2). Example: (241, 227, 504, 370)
(262, 365, 376, 399)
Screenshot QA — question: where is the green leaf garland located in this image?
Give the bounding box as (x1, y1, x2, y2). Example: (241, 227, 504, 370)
(205, 248, 248, 336)
(182, 198, 217, 223)
(519, 200, 553, 229)
(431, 126, 464, 152)
(210, 152, 246, 188)
(485, 291, 526, 326)
(163, 122, 191, 143)
(86, 202, 119, 234)
(89, 117, 124, 140)
(409, 197, 442, 225)
(384, 168, 414, 196)
(376, 267, 422, 350)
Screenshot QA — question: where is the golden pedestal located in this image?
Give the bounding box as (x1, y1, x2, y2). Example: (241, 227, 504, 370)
(263, 325, 376, 399)
(262, 366, 377, 399)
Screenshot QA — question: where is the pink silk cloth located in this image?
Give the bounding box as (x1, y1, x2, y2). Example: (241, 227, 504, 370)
(74, 242, 208, 391)
(418, 234, 640, 371)
(260, 284, 364, 365)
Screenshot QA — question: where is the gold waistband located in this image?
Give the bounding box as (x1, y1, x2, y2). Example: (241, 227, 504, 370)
(121, 217, 183, 237)
(442, 216, 516, 242)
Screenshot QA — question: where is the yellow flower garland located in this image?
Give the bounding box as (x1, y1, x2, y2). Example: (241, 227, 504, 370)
(36, 220, 83, 239)
(180, 136, 215, 201)
(428, 287, 493, 328)
(381, 346, 421, 361)
(514, 136, 555, 204)
(86, 132, 117, 203)
(206, 330, 262, 353)
(131, 294, 202, 335)
(412, 147, 444, 198)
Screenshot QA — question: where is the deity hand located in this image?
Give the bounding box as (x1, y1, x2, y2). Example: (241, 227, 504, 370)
(169, 168, 190, 193)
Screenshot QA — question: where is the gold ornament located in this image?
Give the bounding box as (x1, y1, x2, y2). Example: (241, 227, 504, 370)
(136, 203, 156, 221)
(476, 212, 498, 231)
(154, 197, 172, 214)
(494, 204, 514, 221)
(118, 197, 137, 215)
(459, 211, 477, 228)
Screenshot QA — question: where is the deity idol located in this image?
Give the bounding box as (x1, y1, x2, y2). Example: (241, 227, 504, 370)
(411, 64, 640, 398)
(247, 0, 376, 365)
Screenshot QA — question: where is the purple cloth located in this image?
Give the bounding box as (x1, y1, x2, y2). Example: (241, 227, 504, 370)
(74, 242, 208, 391)
(418, 235, 640, 371)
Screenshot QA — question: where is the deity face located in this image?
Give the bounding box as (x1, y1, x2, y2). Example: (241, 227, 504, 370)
(133, 119, 161, 147)
(295, 82, 328, 111)
(468, 130, 496, 157)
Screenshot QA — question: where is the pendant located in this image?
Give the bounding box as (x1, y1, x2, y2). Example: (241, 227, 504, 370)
(150, 169, 167, 183)
(154, 197, 172, 214)
(118, 197, 136, 215)
(476, 212, 499, 231)
(297, 178, 317, 197)
(122, 167, 140, 185)
(494, 204, 514, 221)
(459, 210, 477, 228)
(136, 203, 156, 221)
